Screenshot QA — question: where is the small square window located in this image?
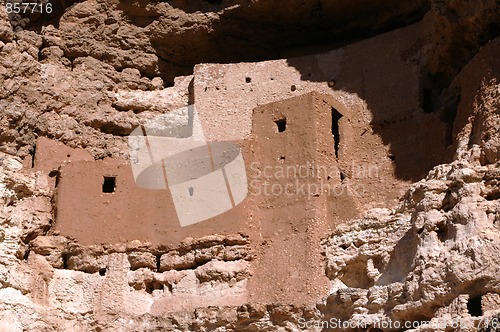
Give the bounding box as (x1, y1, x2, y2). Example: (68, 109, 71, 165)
(102, 176, 116, 193)
(275, 118, 286, 133)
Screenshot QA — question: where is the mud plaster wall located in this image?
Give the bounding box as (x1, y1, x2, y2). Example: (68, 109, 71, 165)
(52, 157, 251, 246)
(52, 91, 399, 244)
(247, 92, 336, 304)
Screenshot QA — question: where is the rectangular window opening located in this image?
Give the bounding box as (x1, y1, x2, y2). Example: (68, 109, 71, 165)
(102, 176, 116, 193)
(275, 118, 287, 133)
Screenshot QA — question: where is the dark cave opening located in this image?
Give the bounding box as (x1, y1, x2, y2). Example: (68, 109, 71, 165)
(29, 144, 36, 168)
(467, 295, 483, 317)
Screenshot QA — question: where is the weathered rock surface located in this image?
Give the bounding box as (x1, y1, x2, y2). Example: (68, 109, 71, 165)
(322, 159, 500, 330)
(428, 0, 500, 86)
(7, 0, 431, 80)
(0, 0, 499, 331)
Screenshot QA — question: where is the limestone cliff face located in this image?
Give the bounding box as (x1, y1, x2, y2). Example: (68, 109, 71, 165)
(0, 0, 499, 331)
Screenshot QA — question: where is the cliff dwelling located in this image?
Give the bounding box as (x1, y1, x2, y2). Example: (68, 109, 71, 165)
(0, 0, 499, 330)
(24, 16, 457, 310)
(43, 83, 450, 306)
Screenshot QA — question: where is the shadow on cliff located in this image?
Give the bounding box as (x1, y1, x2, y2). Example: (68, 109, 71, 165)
(120, 0, 431, 89)
(155, 0, 230, 14)
(115, 0, 454, 181)
(146, 1, 453, 181)
(286, 45, 456, 182)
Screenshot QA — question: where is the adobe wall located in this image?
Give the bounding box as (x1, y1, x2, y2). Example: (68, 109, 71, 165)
(32, 137, 94, 173)
(53, 158, 251, 246)
(246, 92, 335, 304)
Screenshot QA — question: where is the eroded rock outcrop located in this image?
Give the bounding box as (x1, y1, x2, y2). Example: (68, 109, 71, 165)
(322, 159, 500, 331)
